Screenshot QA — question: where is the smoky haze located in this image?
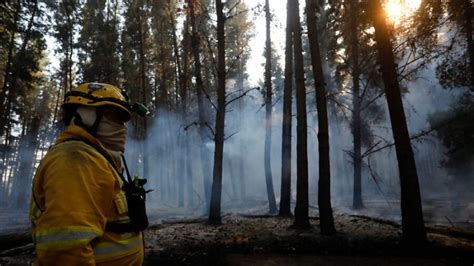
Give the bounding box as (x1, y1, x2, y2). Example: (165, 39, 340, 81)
(120, 68, 472, 225)
(0, 69, 472, 232)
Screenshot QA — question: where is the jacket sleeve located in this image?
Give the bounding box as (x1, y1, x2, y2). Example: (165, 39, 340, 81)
(33, 144, 118, 265)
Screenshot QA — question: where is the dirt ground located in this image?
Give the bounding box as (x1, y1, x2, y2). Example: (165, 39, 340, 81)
(142, 214, 474, 265)
(0, 209, 473, 265)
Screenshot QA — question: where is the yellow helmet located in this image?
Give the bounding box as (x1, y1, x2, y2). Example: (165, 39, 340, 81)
(63, 83, 132, 121)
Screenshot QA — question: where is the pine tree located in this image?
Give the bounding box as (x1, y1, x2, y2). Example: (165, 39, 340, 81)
(305, 0, 336, 235)
(209, 0, 227, 224)
(77, 0, 120, 84)
(369, 0, 427, 244)
(188, 0, 213, 209)
(263, 0, 278, 214)
(279, 0, 294, 218)
(349, 0, 363, 210)
(293, 0, 310, 229)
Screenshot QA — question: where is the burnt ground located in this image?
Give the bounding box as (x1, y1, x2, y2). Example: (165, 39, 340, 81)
(0, 203, 473, 265)
(142, 213, 474, 265)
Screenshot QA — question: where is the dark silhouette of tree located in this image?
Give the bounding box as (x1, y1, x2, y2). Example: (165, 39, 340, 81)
(0, 0, 49, 208)
(293, 0, 310, 229)
(77, 0, 120, 84)
(349, 0, 363, 210)
(369, 0, 427, 244)
(209, 0, 226, 225)
(188, 0, 212, 210)
(279, 0, 294, 218)
(264, 0, 278, 214)
(305, 0, 336, 235)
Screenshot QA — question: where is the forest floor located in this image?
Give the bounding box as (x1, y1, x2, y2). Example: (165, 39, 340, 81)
(0, 204, 473, 265)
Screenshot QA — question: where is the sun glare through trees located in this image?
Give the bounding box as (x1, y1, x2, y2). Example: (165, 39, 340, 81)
(384, 0, 422, 25)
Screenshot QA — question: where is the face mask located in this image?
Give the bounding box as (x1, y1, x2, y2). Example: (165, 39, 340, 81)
(74, 106, 97, 127)
(96, 116, 128, 152)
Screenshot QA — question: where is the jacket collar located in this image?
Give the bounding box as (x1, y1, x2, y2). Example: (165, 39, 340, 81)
(56, 125, 119, 170)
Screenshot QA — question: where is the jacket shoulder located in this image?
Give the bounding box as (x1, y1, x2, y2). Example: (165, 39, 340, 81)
(40, 140, 112, 172)
(51, 140, 106, 159)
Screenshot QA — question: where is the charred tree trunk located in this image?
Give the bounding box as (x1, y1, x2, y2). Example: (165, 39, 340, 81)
(305, 0, 335, 235)
(279, 0, 294, 218)
(370, 0, 426, 244)
(350, 0, 363, 210)
(264, 0, 278, 214)
(293, 0, 310, 229)
(209, 0, 226, 225)
(189, 0, 212, 209)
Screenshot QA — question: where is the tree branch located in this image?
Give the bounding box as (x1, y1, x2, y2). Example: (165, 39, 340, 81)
(224, 131, 239, 141)
(225, 87, 259, 107)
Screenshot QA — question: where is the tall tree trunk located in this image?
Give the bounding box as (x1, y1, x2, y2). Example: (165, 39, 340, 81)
(137, 0, 149, 178)
(350, 0, 363, 210)
(182, 13, 193, 208)
(178, 13, 191, 208)
(63, 0, 75, 92)
(189, 0, 212, 209)
(292, 0, 310, 229)
(237, 58, 246, 203)
(0, 1, 20, 138)
(178, 136, 185, 207)
(14, 115, 41, 209)
(370, 0, 426, 244)
(305, 0, 336, 235)
(264, 0, 278, 214)
(160, 65, 168, 107)
(463, 0, 474, 91)
(279, 0, 293, 218)
(171, 8, 183, 107)
(209, 0, 226, 225)
(186, 140, 194, 207)
(170, 5, 186, 206)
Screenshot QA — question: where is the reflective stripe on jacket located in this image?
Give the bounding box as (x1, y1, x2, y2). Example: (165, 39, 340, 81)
(29, 125, 144, 265)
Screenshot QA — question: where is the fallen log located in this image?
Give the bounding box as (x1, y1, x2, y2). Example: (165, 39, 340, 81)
(0, 243, 34, 257)
(348, 214, 401, 228)
(428, 226, 474, 241)
(0, 230, 32, 253)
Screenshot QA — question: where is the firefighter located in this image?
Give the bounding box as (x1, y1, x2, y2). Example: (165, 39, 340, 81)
(29, 82, 147, 265)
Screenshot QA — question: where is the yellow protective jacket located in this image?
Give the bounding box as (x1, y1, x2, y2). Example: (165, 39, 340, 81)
(29, 125, 144, 266)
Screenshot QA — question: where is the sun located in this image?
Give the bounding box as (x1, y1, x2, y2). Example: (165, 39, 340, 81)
(384, 0, 422, 25)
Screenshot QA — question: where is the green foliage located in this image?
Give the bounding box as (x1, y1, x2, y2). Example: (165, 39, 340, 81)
(45, 0, 78, 92)
(411, 0, 474, 173)
(225, 0, 253, 81)
(77, 0, 120, 84)
(324, 0, 386, 148)
(0, 1, 48, 135)
(437, 49, 471, 90)
(429, 92, 474, 174)
(149, 0, 176, 107)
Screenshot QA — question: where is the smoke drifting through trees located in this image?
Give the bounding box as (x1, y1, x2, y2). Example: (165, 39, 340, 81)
(0, 0, 472, 233)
